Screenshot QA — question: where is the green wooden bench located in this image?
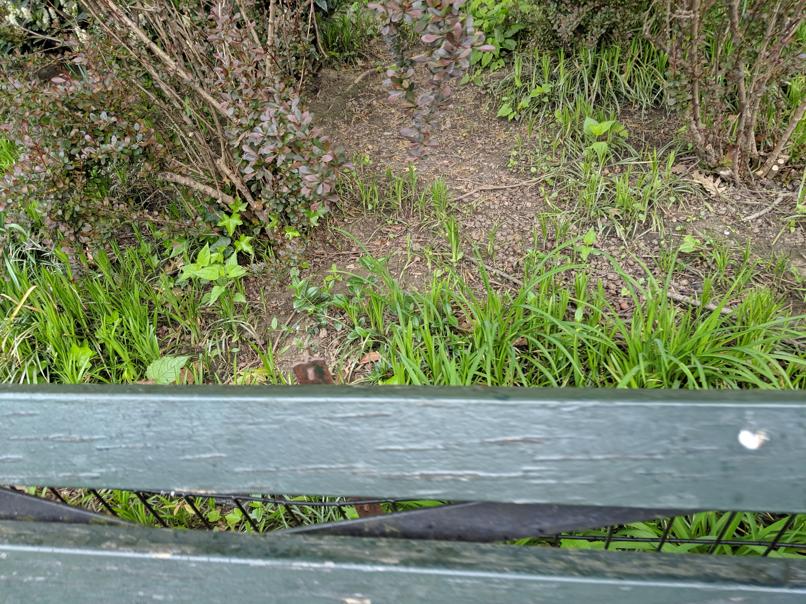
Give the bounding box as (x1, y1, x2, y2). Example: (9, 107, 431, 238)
(1, 385, 804, 602)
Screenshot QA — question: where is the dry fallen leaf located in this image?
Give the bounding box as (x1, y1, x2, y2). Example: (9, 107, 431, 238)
(359, 351, 381, 365)
(690, 169, 727, 198)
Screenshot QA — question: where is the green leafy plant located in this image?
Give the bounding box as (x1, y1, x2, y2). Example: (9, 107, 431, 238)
(443, 216, 463, 264)
(179, 244, 247, 306)
(0, 48, 165, 250)
(145, 355, 190, 385)
(56, 341, 95, 384)
(582, 116, 628, 162)
(575, 228, 598, 261)
(467, 0, 526, 71)
(496, 54, 553, 120)
(217, 199, 246, 239)
(679, 234, 701, 254)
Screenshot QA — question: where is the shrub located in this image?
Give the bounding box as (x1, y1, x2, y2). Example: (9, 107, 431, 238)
(467, 0, 527, 70)
(1, 0, 346, 249)
(90, 0, 344, 234)
(369, 0, 491, 155)
(0, 0, 81, 49)
(0, 49, 165, 249)
(524, 0, 650, 50)
(647, 0, 805, 180)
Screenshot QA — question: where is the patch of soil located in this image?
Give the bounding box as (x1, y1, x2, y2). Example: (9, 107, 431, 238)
(311, 64, 543, 270)
(314, 62, 802, 274)
(252, 57, 804, 374)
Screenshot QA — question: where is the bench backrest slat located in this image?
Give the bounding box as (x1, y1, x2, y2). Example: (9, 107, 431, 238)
(1, 385, 804, 511)
(1, 521, 805, 603)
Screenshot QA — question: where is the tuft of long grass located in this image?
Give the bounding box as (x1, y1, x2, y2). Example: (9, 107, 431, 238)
(318, 1, 377, 64)
(491, 39, 669, 122)
(0, 137, 15, 173)
(0, 238, 285, 385)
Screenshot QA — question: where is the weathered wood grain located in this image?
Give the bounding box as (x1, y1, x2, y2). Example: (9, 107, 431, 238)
(1, 385, 804, 511)
(1, 521, 804, 603)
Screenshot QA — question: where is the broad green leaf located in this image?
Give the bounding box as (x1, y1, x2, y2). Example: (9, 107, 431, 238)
(234, 235, 254, 256)
(588, 141, 610, 161)
(225, 253, 247, 278)
(584, 118, 616, 138)
(497, 102, 513, 118)
(194, 265, 223, 281)
(178, 263, 198, 283)
(196, 244, 211, 267)
(218, 213, 243, 237)
(583, 117, 599, 138)
(229, 198, 247, 213)
(530, 84, 551, 97)
(595, 120, 616, 136)
(583, 228, 597, 246)
(146, 355, 190, 384)
(680, 234, 700, 253)
(206, 285, 226, 306)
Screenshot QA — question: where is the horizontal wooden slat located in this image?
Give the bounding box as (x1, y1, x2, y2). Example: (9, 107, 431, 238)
(1, 385, 804, 511)
(1, 521, 804, 603)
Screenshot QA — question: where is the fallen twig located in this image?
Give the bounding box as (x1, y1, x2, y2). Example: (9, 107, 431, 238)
(666, 291, 733, 315)
(741, 193, 786, 222)
(454, 177, 545, 202)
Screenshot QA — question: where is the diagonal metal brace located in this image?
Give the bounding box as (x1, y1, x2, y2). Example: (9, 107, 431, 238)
(280, 501, 687, 542)
(0, 488, 124, 525)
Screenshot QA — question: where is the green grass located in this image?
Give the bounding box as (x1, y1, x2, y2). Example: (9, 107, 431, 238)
(541, 511, 806, 558)
(0, 137, 15, 172)
(318, 1, 377, 64)
(0, 237, 279, 385)
(293, 235, 805, 389)
(491, 39, 669, 123)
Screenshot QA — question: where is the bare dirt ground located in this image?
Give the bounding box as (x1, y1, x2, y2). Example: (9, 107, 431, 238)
(312, 62, 803, 277)
(245, 59, 805, 374)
